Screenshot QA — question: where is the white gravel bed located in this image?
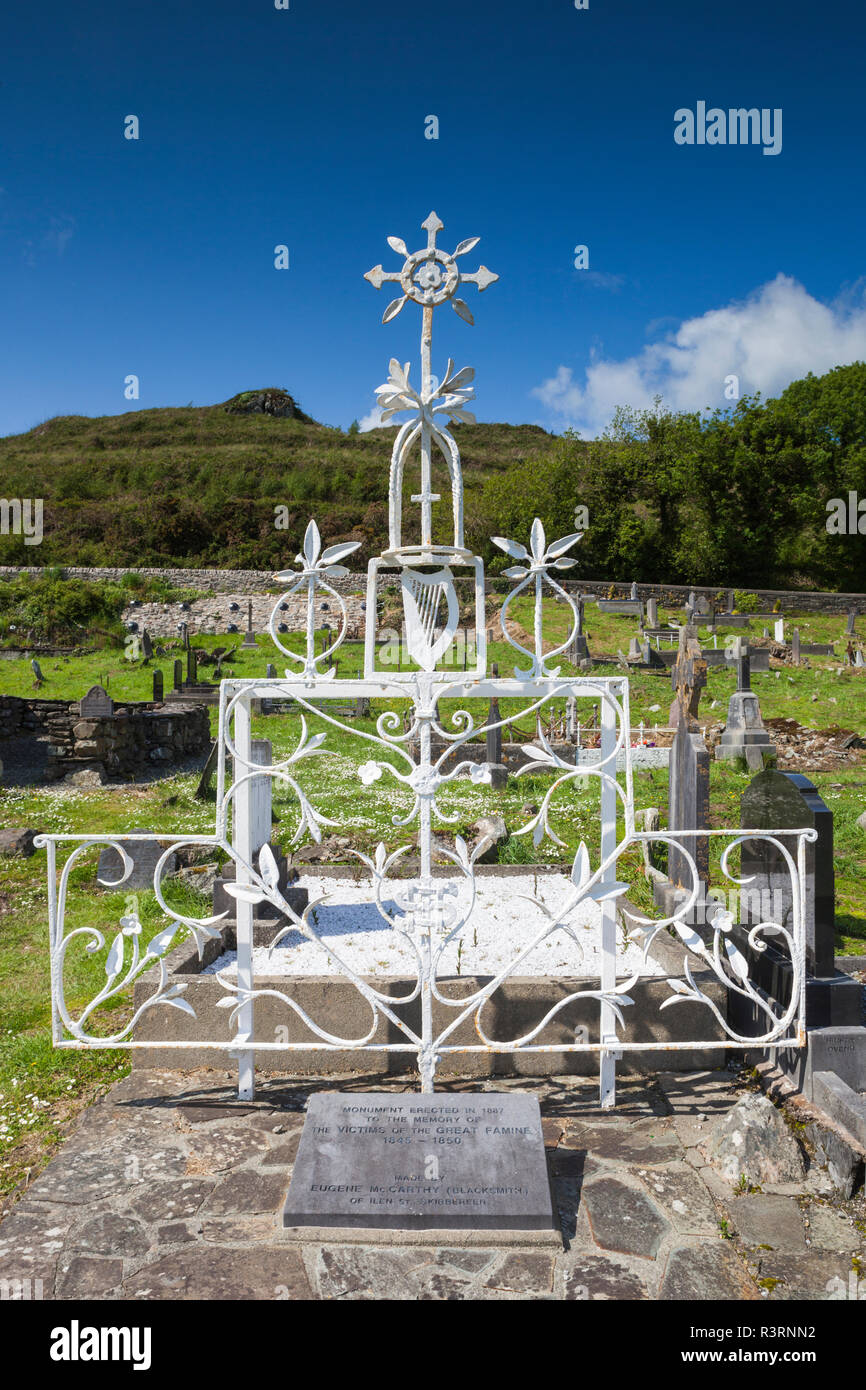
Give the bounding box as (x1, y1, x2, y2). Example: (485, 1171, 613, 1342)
(202, 872, 663, 979)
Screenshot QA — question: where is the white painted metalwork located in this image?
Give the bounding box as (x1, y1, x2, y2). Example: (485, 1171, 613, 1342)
(35, 211, 813, 1107)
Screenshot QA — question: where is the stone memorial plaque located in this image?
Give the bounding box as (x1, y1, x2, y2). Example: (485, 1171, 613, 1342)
(282, 1092, 555, 1232)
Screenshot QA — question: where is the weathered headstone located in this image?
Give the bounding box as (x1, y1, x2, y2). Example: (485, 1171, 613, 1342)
(141, 629, 153, 661)
(646, 596, 658, 628)
(845, 612, 855, 635)
(570, 596, 589, 661)
(485, 663, 507, 787)
(173, 659, 183, 691)
(97, 828, 177, 891)
(653, 720, 710, 921)
(242, 599, 258, 649)
(152, 669, 163, 702)
(668, 626, 706, 729)
(630, 581, 639, 600)
(655, 627, 710, 921)
(282, 1092, 556, 1233)
(791, 628, 801, 665)
(628, 636, 641, 660)
(856, 650, 865, 669)
(774, 617, 785, 643)
(79, 685, 113, 718)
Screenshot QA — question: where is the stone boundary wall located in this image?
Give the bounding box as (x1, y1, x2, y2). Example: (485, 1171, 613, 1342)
(0, 695, 210, 780)
(1, 565, 863, 614)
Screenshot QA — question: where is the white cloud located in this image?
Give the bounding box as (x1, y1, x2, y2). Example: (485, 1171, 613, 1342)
(532, 274, 866, 436)
(358, 404, 399, 432)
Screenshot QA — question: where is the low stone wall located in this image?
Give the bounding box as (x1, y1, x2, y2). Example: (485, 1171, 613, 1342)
(46, 701, 210, 780)
(0, 694, 210, 779)
(123, 592, 366, 639)
(0, 696, 69, 739)
(2, 564, 862, 615)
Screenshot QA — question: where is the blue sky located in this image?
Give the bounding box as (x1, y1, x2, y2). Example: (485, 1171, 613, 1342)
(1, 0, 865, 439)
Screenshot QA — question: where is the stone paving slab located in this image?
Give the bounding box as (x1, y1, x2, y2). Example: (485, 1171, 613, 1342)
(0, 1068, 863, 1301)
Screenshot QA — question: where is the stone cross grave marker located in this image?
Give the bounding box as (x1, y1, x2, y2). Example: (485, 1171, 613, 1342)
(242, 599, 258, 649)
(715, 640, 775, 771)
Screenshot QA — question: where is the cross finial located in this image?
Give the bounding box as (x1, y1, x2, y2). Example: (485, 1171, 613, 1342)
(364, 209, 498, 325)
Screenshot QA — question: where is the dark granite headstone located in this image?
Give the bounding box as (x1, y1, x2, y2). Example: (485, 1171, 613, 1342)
(97, 828, 177, 891)
(141, 629, 153, 661)
(740, 771, 835, 978)
(282, 1092, 555, 1232)
(79, 684, 113, 718)
(152, 669, 163, 702)
(173, 660, 183, 691)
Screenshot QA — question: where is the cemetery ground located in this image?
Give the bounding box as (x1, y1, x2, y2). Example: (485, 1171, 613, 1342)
(0, 600, 864, 1300)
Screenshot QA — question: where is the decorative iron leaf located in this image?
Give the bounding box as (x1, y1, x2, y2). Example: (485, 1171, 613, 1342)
(222, 882, 268, 905)
(452, 299, 474, 325)
(302, 519, 321, 568)
(491, 536, 529, 561)
(382, 296, 407, 323)
(387, 236, 409, 257)
(105, 933, 124, 980)
(259, 843, 279, 891)
(454, 237, 480, 257)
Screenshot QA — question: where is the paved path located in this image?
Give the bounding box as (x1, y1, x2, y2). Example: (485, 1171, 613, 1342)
(1, 1069, 863, 1301)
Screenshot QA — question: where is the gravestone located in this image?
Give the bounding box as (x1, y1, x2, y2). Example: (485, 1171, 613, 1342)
(266, 663, 277, 679)
(187, 647, 197, 684)
(597, 599, 642, 619)
(630, 581, 639, 600)
(856, 650, 865, 668)
(79, 685, 113, 718)
(740, 772, 835, 979)
(739, 778, 861, 1039)
(688, 591, 696, 610)
(653, 720, 710, 922)
(31, 658, 45, 683)
(845, 612, 855, 635)
(727, 590, 735, 612)
(695, 595, 711, 616)
(173, 660, 183, 691)
(485, 663, 507, 788)
(655, 626, 710, 922)
(639, 638, 667, 670)
(152, 669, 163, 702)
(211, 741, 308, 939)
(791, 628, 801, 665)
(646, 596, 658, 628)
(570, 596, 589, 661)
(242, 600, 258, 649)
(774, 618, 785, 643)
(282, 1092, 556, 1233)
(668, 625, 706, 729)
(141, 629, 153, 661)
(715, 640, 776, 771)
(97, 828, 177, 891)
(628, 636, 641, 660)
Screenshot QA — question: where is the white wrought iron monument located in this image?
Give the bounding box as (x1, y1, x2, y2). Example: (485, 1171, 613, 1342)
(37, 211, 812, 1108)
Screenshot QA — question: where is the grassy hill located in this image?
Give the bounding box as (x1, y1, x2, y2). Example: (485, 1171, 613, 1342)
(0, 391, 557, 570)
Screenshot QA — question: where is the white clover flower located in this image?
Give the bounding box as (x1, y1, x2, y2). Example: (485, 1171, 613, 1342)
(358, 761, 383, 786)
